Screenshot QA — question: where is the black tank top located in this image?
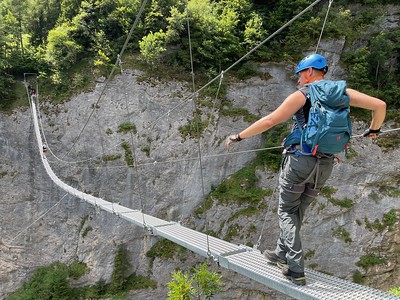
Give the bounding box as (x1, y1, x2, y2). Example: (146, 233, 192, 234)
(292, 87, 311, 130)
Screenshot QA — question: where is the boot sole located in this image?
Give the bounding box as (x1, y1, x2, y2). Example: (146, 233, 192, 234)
(284, 275, 306, 286)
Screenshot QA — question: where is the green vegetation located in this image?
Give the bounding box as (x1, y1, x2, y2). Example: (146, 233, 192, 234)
(376, 132, 400, 152)
(167, 262, 223, 300)
(319, 186, 337, 199)
(5, 261, 88, 299)
(329, 198, 354, 209)
(191, 126, 288, 243)
(204, 162, 272, 207)
(117, 122, 137, 134)
(168, 270, 194, 300)
(308, 263, 318, 270)
(102, 153, 122, 162)
(224, 223, 243, 241)
(332, 227, 352, 243)
(258, 124, 289, 172)
(109, 244, 131, 293)
(356, 254, 388, 271)
(5, 246, 156, 299)
(226, 206, 263, 223)
(352, 270, 364, 284)
(1, 0, 400, 117)
(79, 215, 90, 232)
(219, 106, 259, 124)
(82, 226, 93, 238)
(388, 287, 400, 297)
(345, 147, 358, 159)
(120, 140, 134, 166)
(304, 249, 315, 260)
(146, 239, 187, 260)
(179, 113, 211, 140)
(193, 124, 286, 233)
(193, 197, 214, 217)
(106, 128, 113, 135)
(320, 186, 354, 209)
(140, 145, 151, 157)
(366, 175, 400, 198)
(365, 209, 398, 232)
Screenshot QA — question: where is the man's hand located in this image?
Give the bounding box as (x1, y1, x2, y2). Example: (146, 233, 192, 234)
(362, 128, 381, 139)
(225, 134, 242, 151)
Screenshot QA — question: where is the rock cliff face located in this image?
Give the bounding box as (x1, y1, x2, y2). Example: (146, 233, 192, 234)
(0, 40, 399, 299)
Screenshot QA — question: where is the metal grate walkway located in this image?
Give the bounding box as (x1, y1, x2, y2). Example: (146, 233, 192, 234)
(30, 98, 399, 300)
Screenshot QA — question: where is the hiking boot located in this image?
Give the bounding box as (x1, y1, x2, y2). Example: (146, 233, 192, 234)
(263, 249, 287, 269)
(282, 268, 306, 286)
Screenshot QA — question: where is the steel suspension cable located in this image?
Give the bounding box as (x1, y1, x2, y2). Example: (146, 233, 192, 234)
(316, 0, 334, 53)
(63, 0, 149, 159)
(45, 128, 400, 174)
(142, 0, 325, 133)
(184, 0, 211, 256)
(185, 0, 205, 198)
(40, 0, 324, 166)
(256, 0, 334, 248)
(6, 193, 70, 246)
(120, 63, 147, 228)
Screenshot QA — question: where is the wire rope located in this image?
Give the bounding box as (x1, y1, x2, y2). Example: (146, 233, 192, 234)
(22, 0, 400, 271)
(185, 2, 205, 198)
(6, 193, 70, 246)
(315, 0, 334, 53)
(120, 64, 147, 228)
(182, 2, 240, 258)
(63, 0, 149, 159)
(140, 0, 325, 135)
(254, 170, 280, 250)
(39, 0, 324, 166)
(44, 127, 400, 177)
(184, 0, 212, 256)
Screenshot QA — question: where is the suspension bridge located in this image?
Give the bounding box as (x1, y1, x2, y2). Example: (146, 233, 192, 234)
(11, 0, 399, 298)
(28, 91, 398, 300)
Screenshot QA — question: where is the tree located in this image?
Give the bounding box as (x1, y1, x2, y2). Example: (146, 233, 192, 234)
(139, 30, 168, 65)
(26, 0, 62, 47)
(167, 263, 223, 300)
(6, 262, 73, 300)
(45, 22, 82, 71)
(109, 244, 132, 293)
(0, 71, 15, 110)
(243, 12, 267, 50)
(167, 270, 194, 300)
(139, 0, 257, 71)
(60, 0, 83, 22)
(192, 263, 223, 300)
(144, 0, 185, 33)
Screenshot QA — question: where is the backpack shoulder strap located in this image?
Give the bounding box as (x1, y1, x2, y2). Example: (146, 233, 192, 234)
(309, 80, 349, 107)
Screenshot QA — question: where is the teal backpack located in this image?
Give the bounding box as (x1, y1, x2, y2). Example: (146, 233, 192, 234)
(283, 80, 352, 155)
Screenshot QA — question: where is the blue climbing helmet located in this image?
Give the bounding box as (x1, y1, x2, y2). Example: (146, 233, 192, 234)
(295, 54, 328, 75)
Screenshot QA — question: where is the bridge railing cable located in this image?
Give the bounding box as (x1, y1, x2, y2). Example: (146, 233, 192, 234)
(28, 95, 400, 300)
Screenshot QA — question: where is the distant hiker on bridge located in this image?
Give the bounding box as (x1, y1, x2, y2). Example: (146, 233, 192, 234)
(28, 84, 37, 99)
(225, 53, 386, 286)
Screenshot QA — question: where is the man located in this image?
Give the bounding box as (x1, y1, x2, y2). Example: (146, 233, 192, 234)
(225, 54, 386, 285)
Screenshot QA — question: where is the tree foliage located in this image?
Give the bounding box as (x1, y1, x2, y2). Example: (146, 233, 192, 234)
(167, 270, 194, 300)
(167, 263, 223, 300)
(6, 262, 80, 300)
(6, 250, 156, 298)
(0, 0, 399, 110)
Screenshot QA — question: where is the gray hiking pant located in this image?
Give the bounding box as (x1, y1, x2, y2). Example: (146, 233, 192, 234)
(275, 153, 334, 273)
